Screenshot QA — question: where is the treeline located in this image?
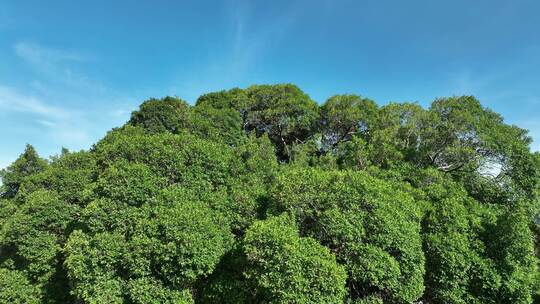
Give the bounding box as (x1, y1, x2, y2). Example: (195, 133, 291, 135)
(1, 84, 539, 303)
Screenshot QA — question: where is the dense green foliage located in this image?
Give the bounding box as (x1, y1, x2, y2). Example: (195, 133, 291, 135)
(1, 84, 539, 303)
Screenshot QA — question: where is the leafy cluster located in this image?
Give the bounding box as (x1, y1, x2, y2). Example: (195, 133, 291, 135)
(1, 84, 539, 303)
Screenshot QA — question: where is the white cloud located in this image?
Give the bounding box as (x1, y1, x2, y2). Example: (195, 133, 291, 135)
(2, 42, 140, 167)
(110, 109, 132, 118)
(50, 128, 90, 143)
(13, 42, 105, 92)
(36, 119, 57, 127)
(14, 42, 86, 65)
(0, 85, 70, 119)
(0, 84, 92, 148)
(172, 1, 301, 101)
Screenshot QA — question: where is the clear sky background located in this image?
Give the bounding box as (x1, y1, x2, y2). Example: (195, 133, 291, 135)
(1, 0, 539, 169)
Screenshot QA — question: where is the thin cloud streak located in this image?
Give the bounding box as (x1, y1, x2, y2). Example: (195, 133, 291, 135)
(0, 85, 71, 119)
(36, 120, 57, 127)
(0, 84, 93, 150)
(173, 0, 301, 101)
(13, 41, 106, 93)
(14, 42, 87, 64)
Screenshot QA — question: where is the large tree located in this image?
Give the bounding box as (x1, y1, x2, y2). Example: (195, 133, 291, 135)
(1, 85, 539, 303)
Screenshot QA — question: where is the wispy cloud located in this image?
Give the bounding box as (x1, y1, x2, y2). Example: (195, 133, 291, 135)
(7, 42, 140, 153)
(0, 85, 71, 119)
(173, 0, 301, 101)
(14, 41, 87, 64)
(36, 119, 57, 127)
(13, 41, 105, 92)
(0, 84, 95, 155)
(110, 108, 132, 118)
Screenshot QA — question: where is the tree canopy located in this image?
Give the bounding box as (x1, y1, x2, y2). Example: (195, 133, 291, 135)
(1, 84, 539, 303)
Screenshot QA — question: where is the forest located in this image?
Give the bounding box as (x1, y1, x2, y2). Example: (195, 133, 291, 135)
(1, 84, 539, 304)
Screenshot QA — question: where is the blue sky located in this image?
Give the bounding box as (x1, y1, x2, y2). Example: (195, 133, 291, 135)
(1, 0, 539, 168)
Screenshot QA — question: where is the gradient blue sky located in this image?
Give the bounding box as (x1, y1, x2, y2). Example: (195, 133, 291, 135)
(1, 0, 539, 168)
